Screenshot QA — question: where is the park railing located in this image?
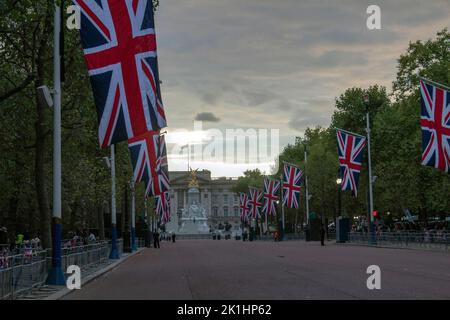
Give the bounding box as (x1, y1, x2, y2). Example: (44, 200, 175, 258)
(0, 239, 123, 300)
(348, 231, 450, 251)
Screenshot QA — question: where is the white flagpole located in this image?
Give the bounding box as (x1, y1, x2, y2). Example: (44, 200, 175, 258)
(265, 210, 268, 235)
(304, 148, 310, 226)
(130, 179, 137, 251)
(109, 144, 119, 259)
(280, 174, 285, 237)
(47, 1, 65, 285)
(364, 95, 375, 244)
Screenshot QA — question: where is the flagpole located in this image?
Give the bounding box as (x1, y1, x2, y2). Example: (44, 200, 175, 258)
(304, 147, 310, 227)
(144, 196, 150, 247)
(364, 95, 375, 244)
(280, 174, 285, 240)
(47, 1, 65, 285)
(109, 144, 120, 259)
(265, 210, 268, 236)
(130, 179, 137, 251)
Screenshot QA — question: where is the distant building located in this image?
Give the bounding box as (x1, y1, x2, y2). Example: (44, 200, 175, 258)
(169, 170, 240, 229)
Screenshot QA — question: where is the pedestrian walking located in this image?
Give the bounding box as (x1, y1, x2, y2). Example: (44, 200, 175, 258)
(320, 224, 325, 246)
(153, 230, 160, 248)
(172, 233, 176, 243)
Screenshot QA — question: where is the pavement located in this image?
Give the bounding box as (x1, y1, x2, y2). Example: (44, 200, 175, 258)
(15, 249, 143, 300)
(62, 240, 450, 300)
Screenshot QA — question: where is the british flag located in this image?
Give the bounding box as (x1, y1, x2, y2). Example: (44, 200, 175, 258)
(419, 79, 450, 173)
(262, 178, 280, 217)
(74, 0, 167, 148)
(336, 129, 366, 196)
(248, 188, 263, 219)
(282, 163, 303, 209)
(239, 193, 250, 222)
(128, 131, 170, 198)
(155, 191, 170, 225)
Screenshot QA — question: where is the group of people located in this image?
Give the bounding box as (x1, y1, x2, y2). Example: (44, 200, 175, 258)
(148, 230, 176, 249)
(0, 231, 43, 269)
(62, 230, 98, 249)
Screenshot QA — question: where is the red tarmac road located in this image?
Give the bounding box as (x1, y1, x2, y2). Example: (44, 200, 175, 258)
(64, 240, 450, 300)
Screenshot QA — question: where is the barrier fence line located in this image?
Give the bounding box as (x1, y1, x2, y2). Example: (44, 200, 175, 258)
(0, 238, 130, 300)
(347, 231, 450, 251)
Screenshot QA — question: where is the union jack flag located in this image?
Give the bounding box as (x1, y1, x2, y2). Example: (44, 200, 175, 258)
(239, 193, 250, 222)
(282, 163, 303, 209)
(74, 0, 167, 148)
(262, 178, 280, 217)
(248, 188, 263, 219)
(336, 129, 366, 196)
(128, 131, 170, 197)
(419, 79, 450, 173)
(155, 191, 170, 225)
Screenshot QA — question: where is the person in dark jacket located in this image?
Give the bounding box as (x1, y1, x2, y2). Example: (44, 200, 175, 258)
(320, 224, 325, 246)
(171, 233, 176, 243)
(153, 230, 160, 248)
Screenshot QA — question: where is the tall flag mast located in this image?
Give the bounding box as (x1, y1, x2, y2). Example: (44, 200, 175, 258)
(363, 95, 375, 230)
(304, 146, 310, 226)
(47, 0, 65, 285)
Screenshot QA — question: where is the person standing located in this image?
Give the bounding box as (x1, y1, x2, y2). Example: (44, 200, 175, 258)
(153, 230, 160, 249)
(171, 233, 176, 243)
(320, 224, 325, 246)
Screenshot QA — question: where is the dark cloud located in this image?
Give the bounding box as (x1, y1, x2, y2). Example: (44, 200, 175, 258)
(195, 112, 221, 122)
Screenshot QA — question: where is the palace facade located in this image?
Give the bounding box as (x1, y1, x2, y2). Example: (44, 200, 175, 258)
(169, 170, 240, 229)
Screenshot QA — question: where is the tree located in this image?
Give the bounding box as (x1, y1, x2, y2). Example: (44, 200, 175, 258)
(393, 28, 449, 99)
(232, 169, 265, 194)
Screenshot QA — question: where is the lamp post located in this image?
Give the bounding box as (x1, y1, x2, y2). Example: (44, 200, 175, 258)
(336, 178, 342, 227)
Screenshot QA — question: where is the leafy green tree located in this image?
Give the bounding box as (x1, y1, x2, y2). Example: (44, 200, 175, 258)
(232, 169, 265, 194)
(393, 28, 450, 99)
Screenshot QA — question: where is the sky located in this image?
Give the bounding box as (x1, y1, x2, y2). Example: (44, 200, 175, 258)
(154, 0, 450, 177)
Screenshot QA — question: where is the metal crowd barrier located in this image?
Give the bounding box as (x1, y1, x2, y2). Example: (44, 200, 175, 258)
(0, 239, 124, 300)
(348, 231, 450, 251)
(175, 234, 212, 240)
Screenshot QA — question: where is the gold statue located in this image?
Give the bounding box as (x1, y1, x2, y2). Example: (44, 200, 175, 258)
(188, 167, 200, 188)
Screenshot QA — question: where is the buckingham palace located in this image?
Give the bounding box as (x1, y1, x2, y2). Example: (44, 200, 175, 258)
(168, 170, 240, 229)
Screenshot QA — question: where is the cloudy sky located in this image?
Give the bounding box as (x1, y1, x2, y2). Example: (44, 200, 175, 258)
(154, 0, 450, 177)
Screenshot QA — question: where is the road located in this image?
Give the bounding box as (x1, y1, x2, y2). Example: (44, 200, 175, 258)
(64, 240, 450, 300)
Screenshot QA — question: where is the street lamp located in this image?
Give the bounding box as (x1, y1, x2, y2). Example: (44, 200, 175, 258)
(336, 178, 342, 228)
